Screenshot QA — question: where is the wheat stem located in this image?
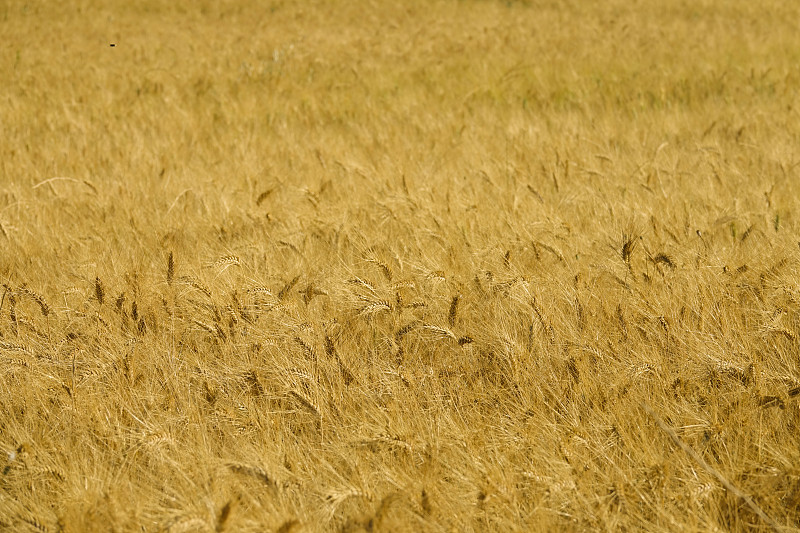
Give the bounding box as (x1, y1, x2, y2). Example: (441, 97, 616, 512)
(642, 402, 782, 533)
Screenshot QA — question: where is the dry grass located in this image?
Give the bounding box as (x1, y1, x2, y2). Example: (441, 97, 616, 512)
(2, 0, 800, 531)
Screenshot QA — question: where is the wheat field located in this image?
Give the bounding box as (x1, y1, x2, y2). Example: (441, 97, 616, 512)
(2, 0, 800, 531)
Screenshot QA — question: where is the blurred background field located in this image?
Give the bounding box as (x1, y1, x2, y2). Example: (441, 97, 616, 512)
(1, 1, 800, 531)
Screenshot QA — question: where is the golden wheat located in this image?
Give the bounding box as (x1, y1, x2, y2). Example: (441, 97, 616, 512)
(3, 0, 800, 531)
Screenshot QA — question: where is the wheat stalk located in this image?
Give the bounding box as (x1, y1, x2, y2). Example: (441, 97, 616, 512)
(642, 402, 781, 533)
(289, 390, 320, 418)
(94, 277, 105, 305)
(359, 300, 392, 316)
(18, 287, 51, 317)
(448, 294, 460, 327)
(278, 275, 300, 300)
(215, 500, 234, 533)
(179, 276, 212, 298)
(365, 257, 393, 281)
(423, 324, 458, 342)
(167, 251, 174, 285)
(206, 255, 240, 273)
